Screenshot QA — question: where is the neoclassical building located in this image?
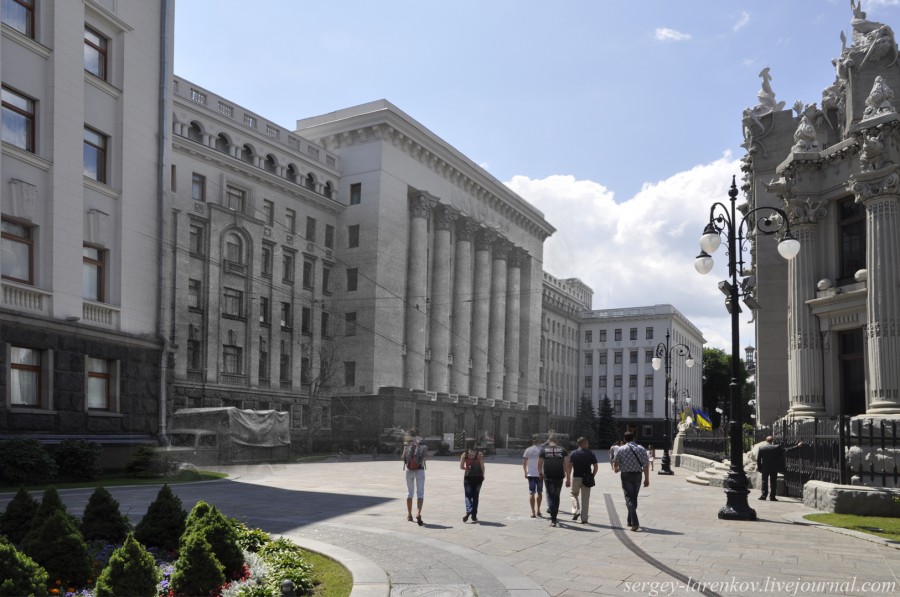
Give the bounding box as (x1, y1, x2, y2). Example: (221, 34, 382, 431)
(746, 5, 900, 426)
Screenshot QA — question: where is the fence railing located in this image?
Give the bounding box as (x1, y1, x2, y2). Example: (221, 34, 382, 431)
(682, 433, 727, 462)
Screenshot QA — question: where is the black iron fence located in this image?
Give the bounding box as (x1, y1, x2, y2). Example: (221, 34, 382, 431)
(683, 431, 727, 462)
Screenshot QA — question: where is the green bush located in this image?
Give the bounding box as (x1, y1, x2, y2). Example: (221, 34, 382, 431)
(0, 439, 57, 486)
(133, 484, 186, 551)
(231, 517, 271, 553)
(258, 537, 315, 594)
(126, 445, 170, 478)
(94, 533, 160, 597)
(0, 536, 49, 597)
(22, 487, 80, 545)
(0, 487, 39, 545)
(182, 501, 244, 579)
(52, 439, 103, 481)
(170, 532, 225, 596)
(82, 486, 131, 543)
(20, 509, 92, 587)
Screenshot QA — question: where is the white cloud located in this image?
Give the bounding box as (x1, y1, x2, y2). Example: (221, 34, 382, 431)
(506, 154, 755, 352)
(734, 11, 751, 32)
(654, 27, 692, 42)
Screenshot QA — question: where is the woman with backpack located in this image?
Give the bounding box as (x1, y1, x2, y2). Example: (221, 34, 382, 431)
(402, 428, 427, 526)
(459, 438, 485, 523)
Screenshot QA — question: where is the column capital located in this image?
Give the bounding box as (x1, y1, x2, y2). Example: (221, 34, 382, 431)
(475, 229, 497, 252)
(435, 207, 458, 231)
(409, 192, 438, 219)
(784, 196, 828, 226)
(507, 247, 525, 268)
(847, 166, 900, 204)
(456, 219, 480, 243)
(492, 239, 512, 261)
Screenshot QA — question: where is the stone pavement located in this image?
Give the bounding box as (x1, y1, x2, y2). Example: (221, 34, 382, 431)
(6, 452, 900, 597)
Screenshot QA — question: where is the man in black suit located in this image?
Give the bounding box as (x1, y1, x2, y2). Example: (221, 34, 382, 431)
(757, 436, 803, 501)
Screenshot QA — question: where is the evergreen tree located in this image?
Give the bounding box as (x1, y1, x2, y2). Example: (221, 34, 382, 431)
(95, 533, 160, 597)
(170, 532, 225, 596)
(0, 536, 49, 597)
(0, 487, 39, 545)
(181, 502, 244, 579)
(22, 487, 79, 546)
(134, 484, 186, 551)
(20, 509, 92, 587)
(596, 396, 618, 449)
(573, 394, 596, 442)
(82, 487, 131, 543)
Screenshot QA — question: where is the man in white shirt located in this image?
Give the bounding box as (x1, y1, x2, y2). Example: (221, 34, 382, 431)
(522, 435, 544, 517)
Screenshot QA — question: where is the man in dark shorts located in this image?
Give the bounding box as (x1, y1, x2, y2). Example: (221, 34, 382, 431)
(569, 436, 599, 524)
(538, 433, 571, 527)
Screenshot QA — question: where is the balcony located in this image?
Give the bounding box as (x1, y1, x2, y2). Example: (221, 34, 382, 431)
(2, 281, 52, 315)
(221, 373, 246, 385)
(83, 300, 120, 328)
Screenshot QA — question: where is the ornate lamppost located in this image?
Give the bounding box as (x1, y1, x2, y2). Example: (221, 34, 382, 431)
(651, 330, 695, 475)
(694, 176, 800, 521)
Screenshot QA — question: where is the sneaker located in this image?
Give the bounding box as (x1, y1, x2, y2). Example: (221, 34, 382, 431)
(471, 515, 478, 522)
(581, 520, 588, 524)
(770, 498, 778, 502)
(631, 525, 639, 532)
(758, 496, 767, 500)
(463, 513, 470, 522)
(550, 521, 558, 527)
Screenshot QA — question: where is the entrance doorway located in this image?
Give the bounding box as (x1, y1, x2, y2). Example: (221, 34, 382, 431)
(838, 329, 866, 416)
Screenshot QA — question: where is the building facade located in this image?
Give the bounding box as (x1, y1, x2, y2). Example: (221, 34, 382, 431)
(1, 0, 171, 458)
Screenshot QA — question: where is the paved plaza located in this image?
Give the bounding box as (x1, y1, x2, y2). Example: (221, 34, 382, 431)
(8, 452, 899, 597)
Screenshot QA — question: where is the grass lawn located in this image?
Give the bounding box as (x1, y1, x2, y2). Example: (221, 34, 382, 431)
(0, 469, 227, 493)
(804, 513, 900, 541)
(303, 548, 353, 597)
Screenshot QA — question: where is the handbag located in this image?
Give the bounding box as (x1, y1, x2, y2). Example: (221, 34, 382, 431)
(582, 471, 596, 487)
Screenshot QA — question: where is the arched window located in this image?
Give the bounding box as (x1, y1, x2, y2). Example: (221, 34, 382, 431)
(305, 173, 315, 190)
(224, 233, 244, 265)
(215, 133, 230, 154)
(323, 181, 333, 198)
(187, 121, 203, 143)
(241, 144, 254, 165)
(286, 164, 298, 183)
(264, 154, 277, 174)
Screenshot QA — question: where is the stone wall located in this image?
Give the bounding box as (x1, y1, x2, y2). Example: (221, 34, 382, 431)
(804, 480, 900, 516)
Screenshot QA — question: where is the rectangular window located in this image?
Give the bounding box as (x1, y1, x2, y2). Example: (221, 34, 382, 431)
(598, 353, 607, 365)
(629, 400, 638, 414)
(324, 224, 334, 249)
(188, 279, 201, 310)
(217, 101, 233, 117)
(614, 375, 622, 387)
(82, 245, 105, 302)
(86, 357, 112, 410)
(1, 86, 35, 152)
(644, 400, 654, 414)
(345, 312, 357, 336)
(191, 172, 206, 201)
(614, 351, 623, 364)
(243, 114, 257, 128)
(262, 199, 274, 226)
(322, 312, 330, 338)
(259, 296, 270, 326)
(645, 350, 654, 364)
(2, 0, 34, 37)
(584, 352, 592, 367)
(614, 329, 622, 341)
(1, 219, 33, 284)
(285, 209, 296, 234)
(629, 375, 637, 387)
(303, 260, 313, 289)
(301, 357, 310, 385)
(584, 376, 592, 388)
(10, 346, 40, 406)
(282, 253, 294, 284)
(599, 375, 607, 387)
(585, 330, 592, 343)
(190, 89, 207, 105)
(346, 267, 358, 291)
(280, 302, 291, 329)
(259, 342, 269, 381)
(344, 361, 356, 387)
(599, 330, 607, 342)
(630, 350, 638, 364)
(306, 217, 317, 242)
(226, 185, 245, 212)
(83, 127, 107, 183)
(223, 287, 244, 318)
(261, 245, 273, 277)
(350, 183, 361, 205)
(322, 267, 331, 294)
(613, 400, 622, 414)
(279, 347, 291, 383)
(301, 306, 311, 334)
(84, 27, 108, 80)
(223, 345, 243, 375)
(838, 197, 866, 285)
(189, 224, 204, 256)
(187, 336, 202, 372)
(630, 327, 638, 340)
(348, 224, 360, 248)
(646, 328, 654, 340)
(644, 375, 654, 387)
(266, 124, 279, 138)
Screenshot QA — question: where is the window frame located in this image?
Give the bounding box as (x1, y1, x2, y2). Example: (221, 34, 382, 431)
(1, 86, 35, 152)
(225, 185, 246, 212)
(83, 126, 108, 183)
(262, 199, 274, 226)
(189, 224, 205, 256)
(838, 197, 866, 286)
(349, 182, 362, 205)
(282, 252, 295, 284)
(259, 296, 270, 326)
(306, 216, 316, 242)
(1, 218, 34, 285)
(285, 208, 296, 234)
(280, 301, 292, 330)
(222, 287, 244, 319)
(84, 26, 109, 81)
(2, 0, 34, 37)
(222, 344, 243, 375)
(86, 356, 114, 411)
(344, 361, 356, 387)
(345, 311, 357, 336)
(188, 278, 202, 311)
(191, 173, 206, 202)
(348, 224, 360, 248)
(82, 244, 106, 303)
(261, 244, 273, 278)
(302, 259, 314, 289)
(346, 267, 358, 292)
(9, 345, 42, 407)
(324, 224, 334, 249)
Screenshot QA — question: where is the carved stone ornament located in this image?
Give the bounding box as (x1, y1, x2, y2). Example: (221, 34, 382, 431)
(435, 207, 458, 231)
(862, 76, 897, 121)
(792, 114, 819, 152)
(784, 197, 828, 226)
(492, 239, 512, 261)
(765, 175, 793, 199)
(409, 192, 437, 219)
(859, 129, 891, 171)
(847, 168, 900, 201)
(456, 219, 480, 243)
(849, 0, 899, 69)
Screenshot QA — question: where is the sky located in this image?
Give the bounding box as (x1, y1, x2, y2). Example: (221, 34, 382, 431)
(173, 0, 900, 352)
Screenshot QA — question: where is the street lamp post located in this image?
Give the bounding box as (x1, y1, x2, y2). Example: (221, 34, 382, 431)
(651, 330, 695, 475)
(694, 176, 800, 521)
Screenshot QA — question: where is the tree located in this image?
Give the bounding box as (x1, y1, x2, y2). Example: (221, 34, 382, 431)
(701, 347, 750, 429)
(298, 339, 341, 453)
(573, 393, 595, 442)
(595, 396, 617, 449)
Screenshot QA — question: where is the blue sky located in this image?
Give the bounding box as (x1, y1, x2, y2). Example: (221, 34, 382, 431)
(174, 0, 900, 350)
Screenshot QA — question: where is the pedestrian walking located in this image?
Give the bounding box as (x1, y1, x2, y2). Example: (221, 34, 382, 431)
(612, 431, 649, 531)
(460, 438, 485, 523)
(647, 444, 655, 471)
(402, 428, 427, 526)
(522, 434, 544, 517)
(569, 436, 599, 524)
(538, 433, 570, 527)
(609, 440, 623, 471)
(757, 436, 802, 501)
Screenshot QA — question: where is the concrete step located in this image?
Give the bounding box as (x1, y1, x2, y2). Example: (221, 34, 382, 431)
(686, 475, 710, 486)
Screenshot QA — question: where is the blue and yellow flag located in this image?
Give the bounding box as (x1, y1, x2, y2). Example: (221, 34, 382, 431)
(695, 409, 713, 431)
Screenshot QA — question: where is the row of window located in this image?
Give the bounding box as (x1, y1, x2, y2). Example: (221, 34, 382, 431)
(611, 400, 655, 415)
(585, 374, 654, 388)
(584, 327, 655, 343)
(585, 349, 656, 366)
(10, 346, 115, 410)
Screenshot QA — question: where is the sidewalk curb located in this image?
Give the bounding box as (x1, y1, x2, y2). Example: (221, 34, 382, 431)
(282, 534, 391, 597)
(783, 510, 900, 550)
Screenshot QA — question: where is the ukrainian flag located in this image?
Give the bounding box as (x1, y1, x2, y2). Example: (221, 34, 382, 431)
(695, 409, 713, 431)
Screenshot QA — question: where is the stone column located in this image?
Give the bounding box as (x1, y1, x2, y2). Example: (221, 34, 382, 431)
(848, 168, 900, 413)
(451, 220, 479, 395)
(404, 193, 436, 390)
(503, 249, 522, 403)
(429, 207, 457, 393)
(470, 231, 493, 398)
(784, 198, 827, 416)
(488, 240, 510, 400)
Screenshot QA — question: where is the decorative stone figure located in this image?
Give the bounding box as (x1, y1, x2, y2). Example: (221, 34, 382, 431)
(859, 129, 889, 171)
(862, 76, 897, 120)
(792, 114, 818, 152)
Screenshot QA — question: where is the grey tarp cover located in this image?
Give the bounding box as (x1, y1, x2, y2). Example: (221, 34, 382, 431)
(170, 407, 290, 447)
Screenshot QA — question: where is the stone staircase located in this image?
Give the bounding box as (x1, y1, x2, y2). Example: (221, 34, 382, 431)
(686, 460, 732, 487)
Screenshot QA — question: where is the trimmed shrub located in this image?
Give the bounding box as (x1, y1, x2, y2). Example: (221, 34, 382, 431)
(258, 537, 315, 594)
(21, 487, 81, 547)
(0, 439, 57, 486)
(52, 439, 103, 481)
(94, 533, 160, 597)
(181, 502, 244, 579)
(133, 484, 186, 551)
(126, 445, 170, 478)
(0, 487, 39, 545)
(231, 517, 271, 553)
(82, 486, 131, 543)
(0, 536, 49, 597)
(170, 532, 225, 596)
(20, 509, 92, 587)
